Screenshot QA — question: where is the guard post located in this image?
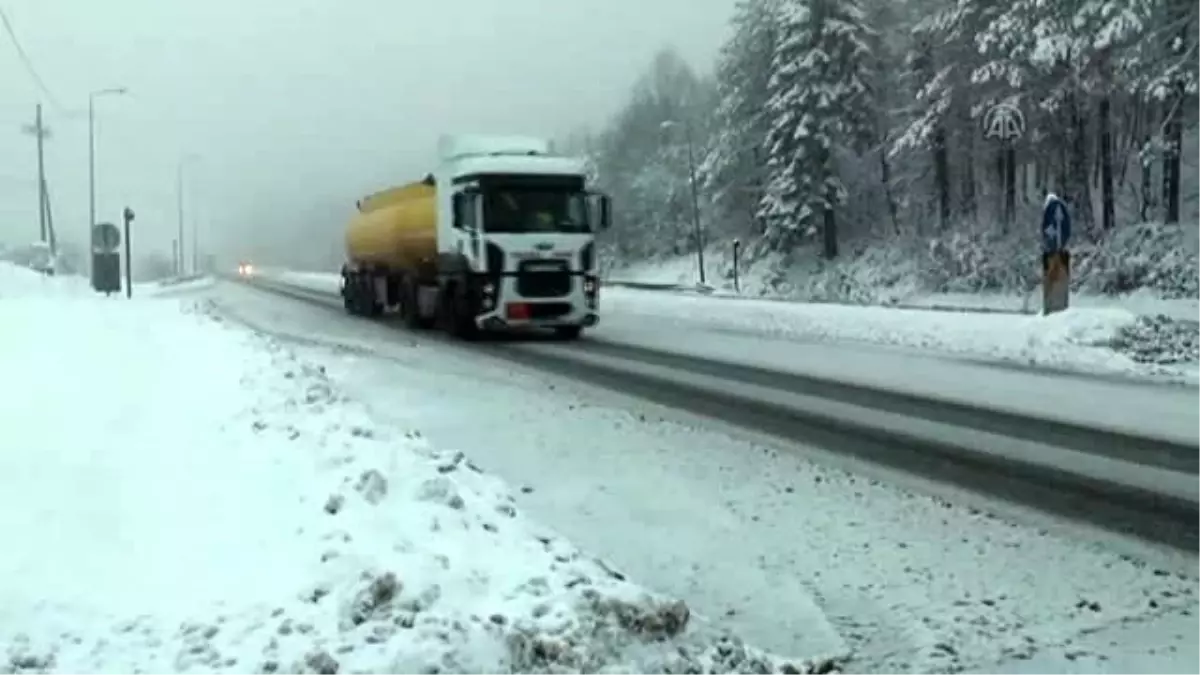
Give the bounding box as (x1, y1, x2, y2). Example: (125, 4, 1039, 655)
(91, 221, 122, 296)
(732, 238, 741, 293)
(123, 206, 135, 298)
(1041, 195, 1072, 315)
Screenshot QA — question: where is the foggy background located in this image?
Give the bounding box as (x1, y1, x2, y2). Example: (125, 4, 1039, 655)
(0, 0, 735, 272)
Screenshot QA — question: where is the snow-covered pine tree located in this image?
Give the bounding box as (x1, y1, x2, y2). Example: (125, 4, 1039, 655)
(703, 0, 785, 240)
(760, 0, 879, 258)
(893, 0, 1008, 231)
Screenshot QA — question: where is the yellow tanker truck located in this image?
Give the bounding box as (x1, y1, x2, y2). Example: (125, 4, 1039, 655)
(341, 134, 611, 339)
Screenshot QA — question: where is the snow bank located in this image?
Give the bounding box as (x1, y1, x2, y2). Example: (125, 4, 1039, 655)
(0, 278, 823, 674)
(599, 286, 1198, 382)
(0, 259, 91, 298)
(611, 222, 1199, 316)
(606, 225, 1198, 378)
(275, 270, 342, 295)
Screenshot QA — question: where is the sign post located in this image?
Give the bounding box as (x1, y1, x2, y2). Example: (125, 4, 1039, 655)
(123, 206, 135, 299)
(91, 221, 122, 295)
(1041, 195, 1072, 315)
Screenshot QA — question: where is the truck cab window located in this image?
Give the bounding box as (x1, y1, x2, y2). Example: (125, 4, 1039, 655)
(453, 192, 477, 231)
(483, 190, 589, 234)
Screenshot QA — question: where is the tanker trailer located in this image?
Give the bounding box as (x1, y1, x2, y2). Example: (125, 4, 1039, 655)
(340, 134, 612, 340)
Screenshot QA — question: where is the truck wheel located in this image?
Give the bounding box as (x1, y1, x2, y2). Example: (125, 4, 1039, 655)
(342, 272, 362, 315)
(554, 325, 583, 341)
(362, 274, 384, 317)
(439, 284, 478, 340)
(400, 278, 431, 329)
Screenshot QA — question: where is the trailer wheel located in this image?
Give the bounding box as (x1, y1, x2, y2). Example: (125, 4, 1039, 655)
(363, 273, 384, 317)
(345, 271, 382, 317)
(342, 271, 362, 315)
(399, 277, 431, 329)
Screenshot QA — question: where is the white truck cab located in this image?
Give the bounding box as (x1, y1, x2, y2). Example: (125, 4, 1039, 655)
(431, 134, 611, 339)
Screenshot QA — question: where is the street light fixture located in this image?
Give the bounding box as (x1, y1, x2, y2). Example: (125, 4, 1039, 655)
(660, 119, 706, 285)
(88, 86, 128, 271)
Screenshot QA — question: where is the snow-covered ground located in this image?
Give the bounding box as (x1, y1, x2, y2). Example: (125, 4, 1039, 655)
(209, 279, 1199, 674)
(0, 262, 818, 674)
(0, 263, 214, 299)
(265, 269, 1199, 384)
(609, 251, 1199, 322)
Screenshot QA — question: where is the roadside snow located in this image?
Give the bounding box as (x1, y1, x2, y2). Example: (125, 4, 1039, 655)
(208, 281, 1199, 674)
(598, 286, 1198, 383)
(271, 270, 341, 295)
(0, 260, 92, 298)
(0, 263, 820, 674)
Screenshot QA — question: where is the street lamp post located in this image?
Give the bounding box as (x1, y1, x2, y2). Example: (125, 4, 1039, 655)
(176, 154, 200, 275)
(660, 119, 706, 285)
(88, 86, 127, 274)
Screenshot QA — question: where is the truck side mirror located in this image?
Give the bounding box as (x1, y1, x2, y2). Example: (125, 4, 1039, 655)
(594, 194, 612, 231)
(452, 193, 472, 230)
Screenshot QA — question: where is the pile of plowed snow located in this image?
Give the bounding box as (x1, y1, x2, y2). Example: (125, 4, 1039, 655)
(0, 267, 823, 674)
(0, 260, 90, 298)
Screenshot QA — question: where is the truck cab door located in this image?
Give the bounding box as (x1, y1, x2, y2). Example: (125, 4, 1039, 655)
(452, 190, 484, 269)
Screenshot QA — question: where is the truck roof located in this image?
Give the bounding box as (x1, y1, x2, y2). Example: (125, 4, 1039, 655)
(448, 153, 586, 181)
(438, 134, 551, 160)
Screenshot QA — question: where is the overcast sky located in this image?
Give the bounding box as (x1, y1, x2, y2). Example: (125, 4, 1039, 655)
(0, 0, 735, 267)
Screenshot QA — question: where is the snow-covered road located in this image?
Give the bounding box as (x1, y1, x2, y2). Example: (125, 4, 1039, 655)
(210, 278, 1199, 673)
(268, 269, 1199, 384)
(262, 268, 1198, 446)
(0, 265, 816, 674)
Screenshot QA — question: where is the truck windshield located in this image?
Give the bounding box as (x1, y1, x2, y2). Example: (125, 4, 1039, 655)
(483, 190, 590, 234)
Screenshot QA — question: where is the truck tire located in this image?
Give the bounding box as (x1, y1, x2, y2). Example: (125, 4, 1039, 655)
(364, 274, 384, 317)
(342, 272, 363, 315)
(345, 271, 382, 317)
(438, 283, 478, 340)
(554, 325, 583, 341)
(399, 277, 432, 329)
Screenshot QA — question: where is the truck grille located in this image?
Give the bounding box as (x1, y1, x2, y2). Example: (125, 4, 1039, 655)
(517, 260, 571, 298)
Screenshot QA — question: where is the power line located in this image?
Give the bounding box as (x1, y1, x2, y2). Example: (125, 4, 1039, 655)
(0, 5, 65, 112)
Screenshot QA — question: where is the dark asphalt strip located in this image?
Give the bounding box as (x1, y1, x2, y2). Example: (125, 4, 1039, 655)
(569, 337, 1199, 474)
(230, 277, 1199, 551)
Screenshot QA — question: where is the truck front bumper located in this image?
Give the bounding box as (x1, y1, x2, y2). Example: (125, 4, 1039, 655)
(472, 273, 598, 331)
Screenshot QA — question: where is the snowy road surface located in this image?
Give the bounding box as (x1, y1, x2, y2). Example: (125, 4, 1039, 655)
(262, 268, 1199, 444)
(208, 278, 1198, 673)
(0, 264, 820, 674)
(267, 269, 1198, 384)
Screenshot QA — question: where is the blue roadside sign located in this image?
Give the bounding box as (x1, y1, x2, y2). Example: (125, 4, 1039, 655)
(92, 222, 121, 253)
(1041, 197, 1072, 254)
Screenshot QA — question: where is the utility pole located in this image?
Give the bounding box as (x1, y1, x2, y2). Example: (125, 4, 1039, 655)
(35, 104, 46, 243)
(21, 104, 50, 244)
(191, 209, 198, 275)
(176, 154, 200, 276)
(176, 164, 184, 275)
(42, 176, 57, 259)
(660, 119, 706, 285)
